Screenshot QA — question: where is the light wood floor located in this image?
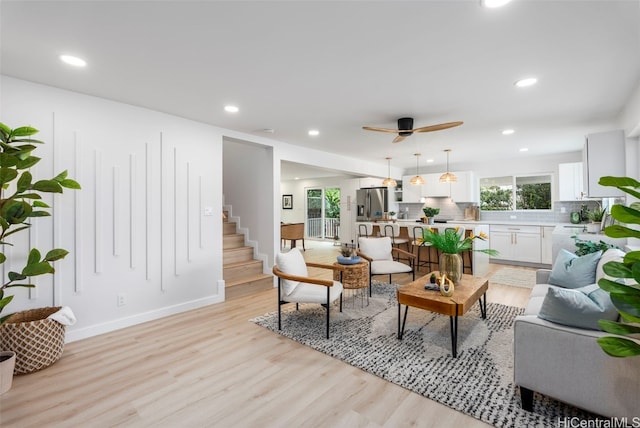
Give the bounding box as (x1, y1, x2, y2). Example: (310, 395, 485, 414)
(0, 240, 533, 428)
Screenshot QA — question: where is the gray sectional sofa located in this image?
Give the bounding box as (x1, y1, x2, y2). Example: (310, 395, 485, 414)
(513, 249, 640, 418)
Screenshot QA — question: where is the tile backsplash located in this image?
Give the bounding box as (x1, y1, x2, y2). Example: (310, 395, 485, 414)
(397, 198, 622, 224)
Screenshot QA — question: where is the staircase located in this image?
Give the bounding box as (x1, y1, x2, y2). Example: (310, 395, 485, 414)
(223, 211, 273, 299)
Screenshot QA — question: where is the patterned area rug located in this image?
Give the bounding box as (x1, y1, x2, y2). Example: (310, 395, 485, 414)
(251, 282, 595, 427)
(489, 268, 537, 288)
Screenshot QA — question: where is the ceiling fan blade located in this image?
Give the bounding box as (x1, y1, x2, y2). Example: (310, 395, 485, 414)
(412, 121, 464, 133)
(392, 135, 406, 144)
(362, 126, 399, 133)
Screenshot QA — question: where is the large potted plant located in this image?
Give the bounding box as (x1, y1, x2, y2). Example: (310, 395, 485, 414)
(595, 176, 640, 357)
(0, 122, 80, 385)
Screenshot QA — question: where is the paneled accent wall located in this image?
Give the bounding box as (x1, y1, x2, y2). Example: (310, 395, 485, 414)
(2, 76, 223, 341)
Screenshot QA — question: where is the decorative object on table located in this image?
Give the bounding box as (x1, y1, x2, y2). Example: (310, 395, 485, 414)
(439, 275, 455, 297)
(282, 194, 293, 209)
(422, 207, 440, 225)
(595, 176, 640, 358)
(0, 123, 81, 378)
(389, 211, 396, 220)
(422, 227, 498, 283)
(337, 246, 360, 264)
(0, 351, 16, 394)
(430, 273, 437, 284)
(585, 203, 605, 233)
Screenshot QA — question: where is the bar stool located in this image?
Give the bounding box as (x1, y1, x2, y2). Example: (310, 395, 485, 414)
(357, 223, 374, 246)
(382, 223, 410, 260)
(410, 225, 433, 273)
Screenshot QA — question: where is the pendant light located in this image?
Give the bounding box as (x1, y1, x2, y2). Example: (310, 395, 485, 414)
(410, 153, 425, 185)
(439, 149, 457, 183)
(382, 157, 397, 187)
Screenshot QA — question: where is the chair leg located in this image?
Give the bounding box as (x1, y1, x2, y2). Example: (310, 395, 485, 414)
(326, 286, 331, 339)
(278, 278, 282, 331)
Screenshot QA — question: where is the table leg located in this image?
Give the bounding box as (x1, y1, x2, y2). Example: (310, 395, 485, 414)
(398, 305, 409, 339)
(480, 292, 487, 319)
(449, 314, 458, 358)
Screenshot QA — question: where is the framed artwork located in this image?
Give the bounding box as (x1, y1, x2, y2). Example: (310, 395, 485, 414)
(282, 194, 293, 210)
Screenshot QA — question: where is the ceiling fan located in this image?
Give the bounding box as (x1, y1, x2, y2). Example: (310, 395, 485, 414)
(362, 117, 463, 143)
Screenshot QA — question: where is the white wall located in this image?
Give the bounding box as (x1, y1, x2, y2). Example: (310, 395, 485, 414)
(222, 138, 274, 268)
(1, 76, 222, 342)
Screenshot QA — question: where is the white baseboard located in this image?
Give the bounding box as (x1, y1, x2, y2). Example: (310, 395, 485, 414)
(65, 294, 225, 343)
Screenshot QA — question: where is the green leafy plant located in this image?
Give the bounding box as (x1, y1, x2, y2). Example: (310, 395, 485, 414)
(421, 227, 498, 256)
(422, 207, 440, 217)
(595, 176, 640, 357)
(586, 203, 606, 222)
(0, 123, 80, 323)
(572, 236, 618, 257)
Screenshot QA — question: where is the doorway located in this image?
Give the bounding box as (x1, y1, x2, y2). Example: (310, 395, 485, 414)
(306, 187, 340, 239)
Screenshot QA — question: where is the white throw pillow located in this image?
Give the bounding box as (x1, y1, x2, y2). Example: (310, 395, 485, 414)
(276, 248, 308, 296)
(358, 237, 393, 261)
(595, 248, 626, 283)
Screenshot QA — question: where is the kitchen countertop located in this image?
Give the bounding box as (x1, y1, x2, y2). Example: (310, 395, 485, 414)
(359, 219, 582, 227)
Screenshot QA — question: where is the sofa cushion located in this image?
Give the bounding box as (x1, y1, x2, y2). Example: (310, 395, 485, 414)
(537, 284, 619, 330)
(549, 249, 602, 289)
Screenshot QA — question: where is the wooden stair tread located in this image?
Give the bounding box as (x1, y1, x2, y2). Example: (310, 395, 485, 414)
(224, 259, 262, 268)
(225, 273, 272, 287)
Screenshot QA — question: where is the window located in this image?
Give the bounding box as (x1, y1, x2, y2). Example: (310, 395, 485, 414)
(480, 175, 551, 211)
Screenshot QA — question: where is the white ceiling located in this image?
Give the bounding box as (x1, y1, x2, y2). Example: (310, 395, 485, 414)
(1, 1, 639, 179)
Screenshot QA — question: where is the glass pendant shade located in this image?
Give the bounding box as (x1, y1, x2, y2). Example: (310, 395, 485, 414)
(411, 153, 424, 186)
(439, 149, 457, 183)
(382, 157, 397, 187)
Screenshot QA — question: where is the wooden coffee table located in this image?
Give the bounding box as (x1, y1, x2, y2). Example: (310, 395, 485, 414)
(397, 272, 488, 358)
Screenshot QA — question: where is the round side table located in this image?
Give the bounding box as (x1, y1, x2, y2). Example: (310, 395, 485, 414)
(333, 260, 369, 307)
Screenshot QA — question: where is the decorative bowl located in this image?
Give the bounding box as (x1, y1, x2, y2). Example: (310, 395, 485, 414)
(337, 256, 361, 265)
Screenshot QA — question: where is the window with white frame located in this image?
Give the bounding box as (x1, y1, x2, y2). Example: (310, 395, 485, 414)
(480, 175, 552, 211)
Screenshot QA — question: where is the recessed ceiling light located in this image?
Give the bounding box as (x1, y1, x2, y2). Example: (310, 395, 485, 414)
(426, 159, 434, 163)
(224, 105, 239, 113)
(59, 55, 86, 67)
(481, 0, 512, 8)
(515, 77, 538, 88)
(308, 129, 319, 136)
(502, 129, 515, 135)
(520, 148, 529, 152)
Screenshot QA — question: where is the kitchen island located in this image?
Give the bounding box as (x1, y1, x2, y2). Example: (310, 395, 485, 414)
(355, 221, 491, 276)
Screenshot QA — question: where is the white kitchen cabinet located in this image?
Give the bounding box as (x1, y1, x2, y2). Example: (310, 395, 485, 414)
(541, 226, 554, 265)
(583, 130, 625, 197)
(424, 173, 450, 197)
(490, 225, 541, 263)
(359, 177, 383, 188)
(450, 171, 477, 203)
(558, 162, 584, 201)
(402, 175, 425, 203)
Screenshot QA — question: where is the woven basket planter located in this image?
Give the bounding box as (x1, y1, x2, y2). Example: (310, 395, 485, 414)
(0, 307, 65, 375)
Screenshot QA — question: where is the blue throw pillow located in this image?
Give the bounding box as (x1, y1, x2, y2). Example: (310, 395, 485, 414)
(549, 249, 602, 289)
(538, 284, 619, 330)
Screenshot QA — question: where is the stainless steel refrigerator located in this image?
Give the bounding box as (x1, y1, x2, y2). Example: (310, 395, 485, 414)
(356, 187, 388, 221)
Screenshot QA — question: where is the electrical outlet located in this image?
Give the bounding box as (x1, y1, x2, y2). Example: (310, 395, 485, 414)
(560, 207, 566, 213)
(117, 293, 126, 307)
(509, 215, 517, 220)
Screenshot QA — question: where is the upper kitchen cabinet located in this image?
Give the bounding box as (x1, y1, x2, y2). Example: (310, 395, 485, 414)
(450, 171, 478, 203)
(359, 177, 382, 188)
(424, 173, 450, 198)
(583, 130, 625, 197)
(558, 162, 584, 201)
(422, 171, 477, 202)
(402, 175, 425, 203)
